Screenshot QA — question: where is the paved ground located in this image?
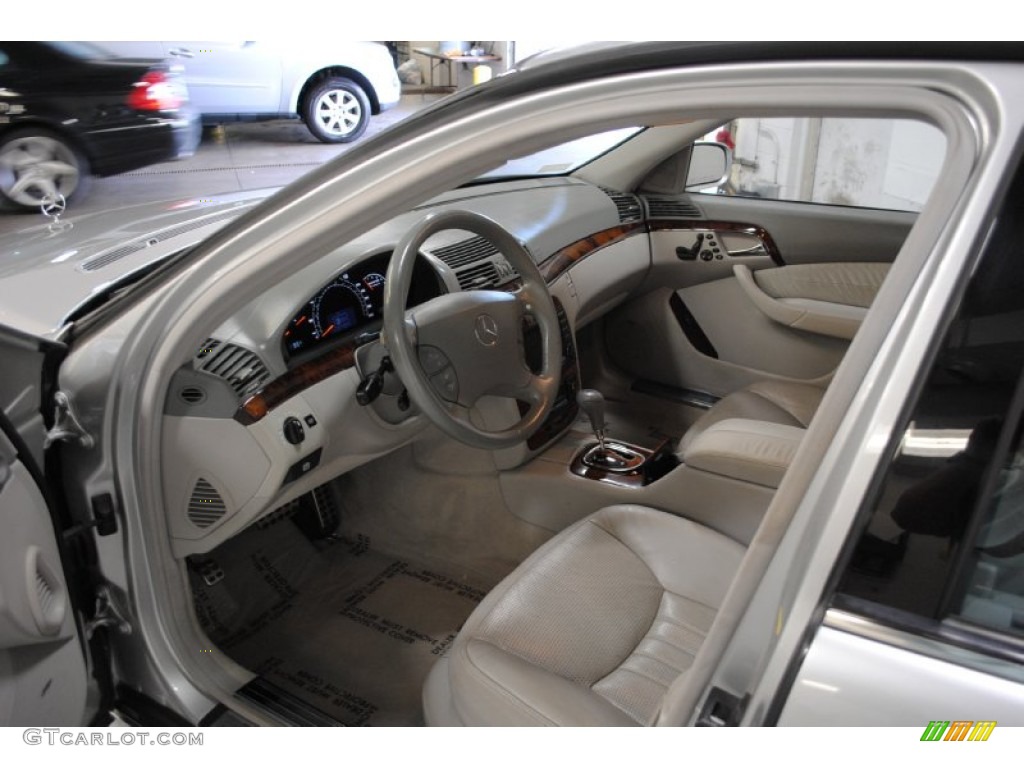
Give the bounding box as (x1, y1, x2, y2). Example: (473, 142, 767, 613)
(0, 93, 443, 240)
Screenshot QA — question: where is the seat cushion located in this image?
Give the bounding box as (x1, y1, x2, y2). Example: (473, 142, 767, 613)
(679, 379, 826, 453)
(423, 504, 745, 726)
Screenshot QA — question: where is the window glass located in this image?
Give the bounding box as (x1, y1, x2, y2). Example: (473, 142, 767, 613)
(702, 118, 945, 212)
(837, 160, 1024, 642)
(475, 127, 642, 180)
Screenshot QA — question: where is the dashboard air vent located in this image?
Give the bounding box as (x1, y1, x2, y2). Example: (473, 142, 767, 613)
(644, 196, 703, 220)
(187, 478, 227, 529)
(80, 206, 253, 272)
(432, 235, 499, 269)
(430, 235, 517, 291)
(195, 339, 270, 398)
(456, 262, 501, 291)
(601, 188, 644, 223)
(178, 385, 207, 405)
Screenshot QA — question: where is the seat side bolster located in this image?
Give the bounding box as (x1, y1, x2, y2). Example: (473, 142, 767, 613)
(453, 639, 639, 726)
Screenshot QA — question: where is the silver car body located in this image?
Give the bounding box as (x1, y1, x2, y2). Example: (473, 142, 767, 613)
(1, 44, 1023, 728)
(95, 41, 400, 117)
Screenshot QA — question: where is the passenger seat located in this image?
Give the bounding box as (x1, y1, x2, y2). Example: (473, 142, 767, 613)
(678, 380, 826, 453)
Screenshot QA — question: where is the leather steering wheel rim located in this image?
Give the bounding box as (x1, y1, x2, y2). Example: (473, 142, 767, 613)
(382, 209, 561, 449)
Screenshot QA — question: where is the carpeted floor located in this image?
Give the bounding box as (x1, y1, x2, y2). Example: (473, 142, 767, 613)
(190, 511, 488, 726)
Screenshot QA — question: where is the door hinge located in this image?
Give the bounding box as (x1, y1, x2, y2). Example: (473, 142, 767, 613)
(45, 391, 95, 449)
(696, 686, 749, 727)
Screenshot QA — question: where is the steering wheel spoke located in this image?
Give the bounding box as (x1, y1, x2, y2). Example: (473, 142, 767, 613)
(383, 210, 562, 449)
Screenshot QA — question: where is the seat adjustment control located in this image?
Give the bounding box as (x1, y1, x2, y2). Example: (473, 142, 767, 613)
(676, 233, 705, 261)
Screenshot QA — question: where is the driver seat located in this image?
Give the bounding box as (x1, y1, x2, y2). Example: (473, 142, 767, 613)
(422, 503, 745, 726)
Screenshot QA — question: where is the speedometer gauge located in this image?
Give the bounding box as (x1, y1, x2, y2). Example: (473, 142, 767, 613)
(312, 275, 373, 339)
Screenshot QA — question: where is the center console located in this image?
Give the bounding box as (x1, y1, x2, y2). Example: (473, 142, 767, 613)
(570, 388, 679, 488)
(501, 401, 804, 546)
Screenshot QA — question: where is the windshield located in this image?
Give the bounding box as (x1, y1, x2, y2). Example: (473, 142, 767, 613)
(475, 127, 643, 180)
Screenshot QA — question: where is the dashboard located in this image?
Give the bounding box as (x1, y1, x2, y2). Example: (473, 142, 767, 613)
(281, 250, 444, 364)
(163, 177, 655, 557)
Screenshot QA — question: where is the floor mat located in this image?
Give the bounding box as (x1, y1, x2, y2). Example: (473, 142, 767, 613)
(191, 514, 488, 726)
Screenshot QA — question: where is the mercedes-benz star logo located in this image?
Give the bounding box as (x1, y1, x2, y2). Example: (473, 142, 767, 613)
(40, 193, 67, 221)
(474, 314, 499, 347)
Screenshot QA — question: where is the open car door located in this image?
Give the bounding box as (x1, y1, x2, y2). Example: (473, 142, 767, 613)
(0, 326, 94, 726)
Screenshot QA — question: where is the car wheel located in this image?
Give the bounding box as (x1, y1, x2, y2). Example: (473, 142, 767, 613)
(0, 129, 89, 212)
(302, 78, 371, 144)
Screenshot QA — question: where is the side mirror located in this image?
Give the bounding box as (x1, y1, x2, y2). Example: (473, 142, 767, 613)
(685, 142, 732, 191)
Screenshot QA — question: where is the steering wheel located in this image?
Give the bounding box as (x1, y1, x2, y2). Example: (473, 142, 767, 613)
(382, 209, 562, 449)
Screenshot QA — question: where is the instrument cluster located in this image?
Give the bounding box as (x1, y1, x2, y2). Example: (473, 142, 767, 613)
(282, 251, 442, 363)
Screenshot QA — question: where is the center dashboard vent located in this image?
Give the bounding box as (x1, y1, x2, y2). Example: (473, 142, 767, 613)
(195, 338, 270, 398)
(430, 235, 519, 291)
(601, 188, 644, 224)
(643, 196, 703, 220)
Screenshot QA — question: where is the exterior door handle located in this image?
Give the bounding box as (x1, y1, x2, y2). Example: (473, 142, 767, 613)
(168, 47, 194, 58)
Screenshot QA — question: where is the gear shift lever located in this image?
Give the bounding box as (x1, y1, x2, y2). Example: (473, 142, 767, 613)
(576, 389, 607, 451)
(575, 389, 644, 473)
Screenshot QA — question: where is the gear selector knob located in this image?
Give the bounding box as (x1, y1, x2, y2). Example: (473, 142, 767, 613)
(576, 389, 607, 447)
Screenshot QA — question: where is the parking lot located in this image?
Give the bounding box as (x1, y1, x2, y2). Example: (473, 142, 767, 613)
(0, 93, 442, 239)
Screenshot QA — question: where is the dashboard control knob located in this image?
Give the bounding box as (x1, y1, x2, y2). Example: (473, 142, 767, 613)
(283, 416, 305, 445)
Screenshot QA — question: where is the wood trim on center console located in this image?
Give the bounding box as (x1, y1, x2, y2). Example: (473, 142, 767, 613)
(235, 343, 357, 425)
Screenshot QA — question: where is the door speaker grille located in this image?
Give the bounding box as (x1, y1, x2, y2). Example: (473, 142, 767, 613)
(26, 547, 66, 635)
(187, 478, 228, 529)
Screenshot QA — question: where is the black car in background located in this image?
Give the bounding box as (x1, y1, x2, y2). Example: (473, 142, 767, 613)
(0, 42, 199, 212)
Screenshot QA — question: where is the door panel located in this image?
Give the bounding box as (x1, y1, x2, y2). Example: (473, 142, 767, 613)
(696, 194, 915, 265)
(606, 195, 914, 398)
(0, 457, 89, 725)
(0, 331, 90, 726)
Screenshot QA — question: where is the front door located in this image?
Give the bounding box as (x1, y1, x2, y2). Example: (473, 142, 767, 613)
(0, 327, 92, 725)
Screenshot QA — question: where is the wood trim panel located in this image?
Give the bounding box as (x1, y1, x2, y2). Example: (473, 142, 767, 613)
(539, 221, 647, 282)
(569, 437, 678, 488)
(235, 343, 357, 425)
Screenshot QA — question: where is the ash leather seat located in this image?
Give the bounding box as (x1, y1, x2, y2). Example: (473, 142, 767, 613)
(423, 379, 827, 726)
(679, 380, 826, 453)
(422, 504, 745, 726)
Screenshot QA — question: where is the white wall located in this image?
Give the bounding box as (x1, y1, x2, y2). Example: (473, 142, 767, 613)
(729, 117, 945, 212)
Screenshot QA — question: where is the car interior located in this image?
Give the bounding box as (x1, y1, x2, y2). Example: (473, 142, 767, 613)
(147, 113, 944, 725)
